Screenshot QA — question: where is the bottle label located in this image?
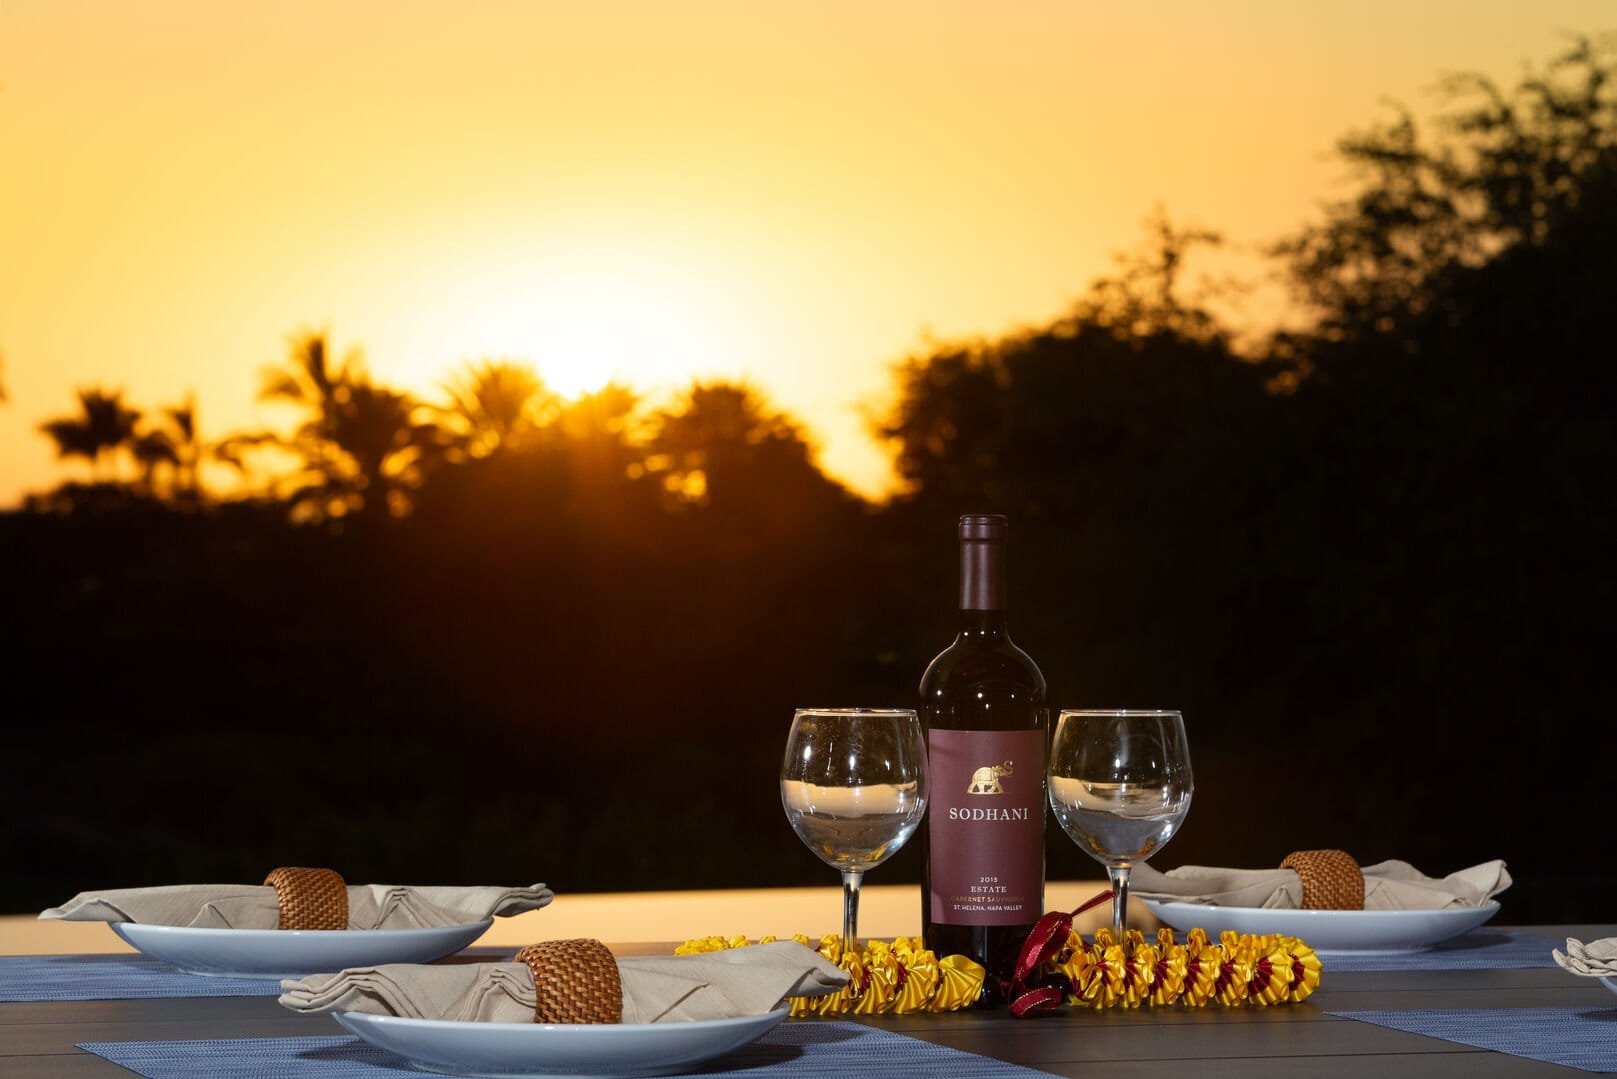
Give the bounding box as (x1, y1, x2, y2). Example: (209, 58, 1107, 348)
(927, 728, 1045, 925)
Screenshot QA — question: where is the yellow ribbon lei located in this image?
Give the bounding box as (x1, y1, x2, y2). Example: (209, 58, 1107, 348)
(676, 926, 1320, 1014)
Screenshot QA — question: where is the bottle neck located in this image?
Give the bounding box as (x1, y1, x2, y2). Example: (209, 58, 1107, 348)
(956, 608, 1009, 638)
(958, 537, 1008, 635)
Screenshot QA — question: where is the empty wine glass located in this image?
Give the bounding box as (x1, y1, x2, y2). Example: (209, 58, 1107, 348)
(781, 708, 928, 952)
(1048, 709, 1192, 938)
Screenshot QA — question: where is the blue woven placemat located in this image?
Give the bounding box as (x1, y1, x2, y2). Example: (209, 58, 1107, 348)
(0, 953, 281, 1001)
(1331, 1006, 1617, 1073)
(1320, 930, 1558, 972)
(79, 1023, 1057, 1077)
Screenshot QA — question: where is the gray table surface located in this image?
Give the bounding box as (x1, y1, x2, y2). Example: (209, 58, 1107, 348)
(3, 925, 1614, 1078)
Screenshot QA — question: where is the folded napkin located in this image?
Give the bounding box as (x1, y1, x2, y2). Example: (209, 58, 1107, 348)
(279, 940, 849, 1024)
(1131, 859, 1510, 910)
(1553, 937, 1617, 976)
(40, 883, 553, 929)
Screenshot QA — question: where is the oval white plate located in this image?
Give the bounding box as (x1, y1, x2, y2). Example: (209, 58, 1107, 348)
(111, 919, 492, 978)
(333, 1008, 790, 1078)
(1604, 976, 1617, 997)
(1140, 899, 1500, 953)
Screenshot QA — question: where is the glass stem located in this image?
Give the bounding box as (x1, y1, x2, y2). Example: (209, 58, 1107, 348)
(1107, 865, 1131, 940)
(840, 869, 863, 954)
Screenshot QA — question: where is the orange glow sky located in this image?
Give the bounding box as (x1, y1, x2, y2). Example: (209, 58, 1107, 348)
(2, 1, 1610, 505)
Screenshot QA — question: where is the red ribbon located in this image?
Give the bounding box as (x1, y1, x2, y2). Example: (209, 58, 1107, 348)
(1006, 888, 1113, 1017)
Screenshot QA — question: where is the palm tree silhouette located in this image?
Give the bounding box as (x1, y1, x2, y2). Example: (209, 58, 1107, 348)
(439, 359, 557, 458)
(329, 380, 440, 521)
(559, 383, 639, 441)
(258, 331, 360, 489)
(39, 387, 142, 482)
(164, 396, 204, 502)
(125, 396, 204, 502)
(130, 428, 179, 495)
(555, 381, 644, 502)
(249, 330, 441, 522)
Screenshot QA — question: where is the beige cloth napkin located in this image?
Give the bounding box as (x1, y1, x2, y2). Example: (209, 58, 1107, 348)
(39, 883, 553, 929)
(1553, 937, 1617, 976)
(1130, 859, 1510, 910)
(279, 940, 849, 1024)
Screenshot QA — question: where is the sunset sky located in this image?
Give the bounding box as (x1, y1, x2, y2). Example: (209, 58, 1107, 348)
(2, 1, 1610, 505)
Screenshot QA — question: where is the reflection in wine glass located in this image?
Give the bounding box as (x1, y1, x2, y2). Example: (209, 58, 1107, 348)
(780, 709, 928, 952)
(1048, 709, 1192, 938)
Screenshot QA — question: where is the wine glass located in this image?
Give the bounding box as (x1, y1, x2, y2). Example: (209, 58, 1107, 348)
(781, 708, 928, 952)
(1048, 709, 1192, 938)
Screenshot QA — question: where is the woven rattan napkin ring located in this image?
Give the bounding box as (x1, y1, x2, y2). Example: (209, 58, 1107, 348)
(263, 867, 349, 930)
(516, 939, 624, 1024)
(1280, 849, 1365, 910)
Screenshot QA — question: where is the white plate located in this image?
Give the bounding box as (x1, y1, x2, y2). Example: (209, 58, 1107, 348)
(1140, 899, 1500, 953)
(1604, 976, 1617, 997)
(333, 1008, 790, 1078)
(111, 919, 492, 978)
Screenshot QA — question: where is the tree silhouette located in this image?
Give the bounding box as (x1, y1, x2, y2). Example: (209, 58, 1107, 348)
(879, 215, 1275, 514)
(130, 428, 179, 495)
(125, 396, 204, 503)
(649, 383, 802, 501)
(243, 330, 443, 523)
(329, 381, 440, 521)
(259, 330, 354, 411)
(407, 378, 654, 552)
(1065, 206, 1234, 345)
(439, 359, 557, 459)
(643, 381, 859, 561)
(39, 387, 142, 481)
(165, 397, 204, 503)
(556, 382, 644, 494)
(1275, 35, 1617, 338)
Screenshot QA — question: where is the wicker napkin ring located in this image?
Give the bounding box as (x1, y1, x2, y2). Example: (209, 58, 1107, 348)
(1280, 849, 1365, 910)
(515, 939, 623, 1025)
(263, 867, 349, 930)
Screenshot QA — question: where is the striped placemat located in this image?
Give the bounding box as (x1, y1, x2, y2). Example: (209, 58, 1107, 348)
(78, 1024, 1058, 1078)
(1320, 930, 1559, 972)
(0, 953, 280, 1001)
(1331, 1006, 1617, 1073)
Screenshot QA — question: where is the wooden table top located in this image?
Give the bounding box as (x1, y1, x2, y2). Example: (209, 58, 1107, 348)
(4, 925, 1614, 1078)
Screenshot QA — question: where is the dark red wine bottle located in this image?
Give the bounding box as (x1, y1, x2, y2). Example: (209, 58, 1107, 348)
(919, 514, 1047, 1005)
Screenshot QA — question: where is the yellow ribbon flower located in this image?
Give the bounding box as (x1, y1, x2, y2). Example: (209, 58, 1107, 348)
(1283, 937, 1322, 1004)
(1070, 936, 1126, 1009)
(852, 940, 901, 1015)
(815, 933, 845, 965)
(1212, 930, 1253, 1006)
(1244, 934, 1296, 1006)
(673, 935, 729, 956)
(1148, 928, 1188, 1007)
(892, 939, 942, 1014)
(933, 953, 985, 1011)
(1178, 928, 1221, 1007)
(814, 947, 866, 1016)
(1118, 934, 1159, 1008)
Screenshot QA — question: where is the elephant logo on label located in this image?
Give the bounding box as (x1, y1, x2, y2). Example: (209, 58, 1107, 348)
(965, 760, 1013, 795)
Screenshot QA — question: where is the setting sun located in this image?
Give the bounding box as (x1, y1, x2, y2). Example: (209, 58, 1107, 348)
(404, 234, 772, 401)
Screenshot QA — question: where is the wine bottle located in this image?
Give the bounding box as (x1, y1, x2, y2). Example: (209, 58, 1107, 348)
(919, 514, 1048, 1004)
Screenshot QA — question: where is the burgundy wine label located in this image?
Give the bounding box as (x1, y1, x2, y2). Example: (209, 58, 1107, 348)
(927, 728, 1045, 925)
